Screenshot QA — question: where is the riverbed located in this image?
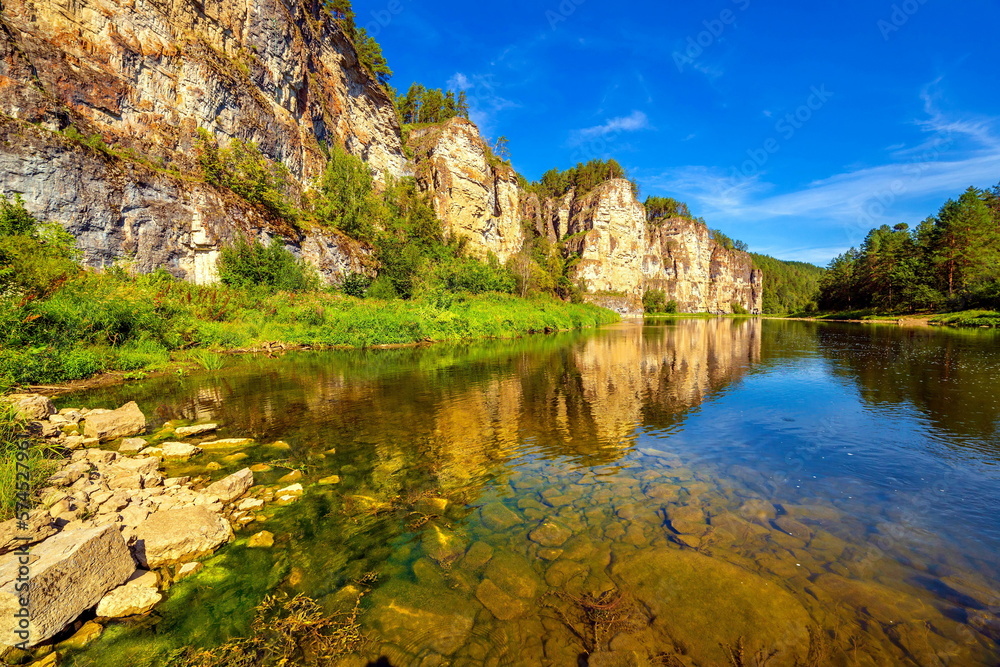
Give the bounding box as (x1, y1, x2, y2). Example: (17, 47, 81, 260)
(62, 319, 1000, 666)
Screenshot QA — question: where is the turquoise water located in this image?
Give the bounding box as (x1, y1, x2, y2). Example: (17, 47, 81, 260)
(63, 319, 1000, 666)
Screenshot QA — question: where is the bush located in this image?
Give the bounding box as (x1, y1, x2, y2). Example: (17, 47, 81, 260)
(340, 272, 372, 298)
(443, 256, 516, 295)
(218, 237, 320, 293)
(731, 303, 749, 315)
(0, 194, 79, 298)
(643, 290, 678, 314)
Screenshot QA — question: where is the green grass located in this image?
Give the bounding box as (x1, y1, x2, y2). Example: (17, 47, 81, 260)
(0, 403, 63, 520)
(929, 310, 1000, 327)
(0, 272, 619, 388)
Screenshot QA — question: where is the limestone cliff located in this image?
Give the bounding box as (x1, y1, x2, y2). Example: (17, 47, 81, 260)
(0, 0, 398, 282)
(408, 118, 523, 262)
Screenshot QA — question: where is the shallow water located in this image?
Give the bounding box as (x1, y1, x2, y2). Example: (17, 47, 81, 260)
(63, 319, 1000, 666)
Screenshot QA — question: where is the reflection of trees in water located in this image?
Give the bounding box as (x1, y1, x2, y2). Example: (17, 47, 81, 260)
(815, 324, 1000, 448)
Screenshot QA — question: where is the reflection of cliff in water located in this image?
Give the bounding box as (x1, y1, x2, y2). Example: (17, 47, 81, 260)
(816, 324, 1000, 452)
(73, 319, 762, 477)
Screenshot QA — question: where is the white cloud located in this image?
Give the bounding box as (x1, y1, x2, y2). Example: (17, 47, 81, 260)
(570, 111, 651, 145)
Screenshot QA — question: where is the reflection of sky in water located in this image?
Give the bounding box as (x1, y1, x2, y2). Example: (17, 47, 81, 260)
(63, 320, 1000, 666)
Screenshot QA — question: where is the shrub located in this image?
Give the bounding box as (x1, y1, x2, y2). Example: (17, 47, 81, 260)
(443, 256, 516, 295)
(340, 272, 372, 298)
(218, 237, 320, 293)
(0, 194, 79, 298)
(731, 303, 749, 315)
(314, 144, 385, 241)
(643, 290, 678, 314)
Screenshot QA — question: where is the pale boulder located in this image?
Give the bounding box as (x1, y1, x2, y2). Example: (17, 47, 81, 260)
(2, 394, 55, 420)
(0, 510, 57, 556)
(95, 571, 162, 618)
(82, 402, 146, 442)
(205, 468, 254, 502)
(0, 525, 134, 647)
(161, 442, 202, 461)
(174, 423, 218, 438)
(119, 438, 147, 454)
(133, 506, 234, 569)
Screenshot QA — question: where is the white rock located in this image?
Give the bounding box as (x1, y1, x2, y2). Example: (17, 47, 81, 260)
(176, 562, 202, 580)
(119, 438, 147, 454)
(205, 468, 254, 503)
(161, 442, 202, 461)
(0, 525, 134, 647)
(2, 394, 55, 420)
(82, 402, 147, 442)
(133, 506, 234, 569)
(95, 570, 162, 618)
(238, 498, 265, 512)
(174, 423, 218, 438)
(113, 457, 160, 476)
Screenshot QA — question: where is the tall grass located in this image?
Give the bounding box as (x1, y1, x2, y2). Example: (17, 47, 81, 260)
(0, 271, 618, 387)
(0, 404, 62, 520)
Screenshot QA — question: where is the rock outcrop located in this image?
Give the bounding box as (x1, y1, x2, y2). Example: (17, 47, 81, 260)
(0, 0, 393, 284)
(409, 118, 523, 263)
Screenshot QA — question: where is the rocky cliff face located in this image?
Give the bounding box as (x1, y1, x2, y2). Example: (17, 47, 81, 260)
(408, 118, 523, 263)
(0, 0, 397, 283)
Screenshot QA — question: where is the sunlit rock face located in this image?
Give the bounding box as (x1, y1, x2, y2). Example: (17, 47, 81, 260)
(408, 118, 524, 263)
(0, 0, 399, 283)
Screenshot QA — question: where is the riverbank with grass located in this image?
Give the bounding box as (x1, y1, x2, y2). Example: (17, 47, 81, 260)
(782, 309, 1000, 328)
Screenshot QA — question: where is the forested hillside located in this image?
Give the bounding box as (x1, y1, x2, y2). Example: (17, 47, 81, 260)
(750, 254, 825, 314)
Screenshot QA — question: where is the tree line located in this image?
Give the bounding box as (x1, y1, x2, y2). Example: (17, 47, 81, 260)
(396, 84, 470, 125)
(819, 184, 1000, 312)
(524, 159, 638, 200)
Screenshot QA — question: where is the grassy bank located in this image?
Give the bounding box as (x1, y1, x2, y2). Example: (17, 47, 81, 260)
(928, 310, 1000, 327)
(0, 270, 618, 389)
(778, 308, 1000, 327)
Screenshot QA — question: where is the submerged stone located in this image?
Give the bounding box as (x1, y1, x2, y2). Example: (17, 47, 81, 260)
(364, 581, 477, 656)
(476, 579, 529, 620)
(484, 550, 539, 600)
(461, 541, 494, 570)
(612, 547, 811, 665)
(529, 519, 573, 547)
(422, 524, 465, 566)
(480, 502, 523, 531)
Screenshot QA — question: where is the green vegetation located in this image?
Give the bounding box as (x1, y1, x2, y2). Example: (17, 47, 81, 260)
(506, 221, 587, 302)
(395, 83, 470, 125)
(524, 159, 638, 200)
(0, 196, 617, 388)
(750, 254, 825, 314)
(929, 310, 1000, 328)
(219, 237, 320, 293)
(644, 196, 693, 223)
(0, 403, 61, 520)
(710, 229, 749, 253)
(642, 289, 678, 314)
(325, 1, 392, 87)
(819, 185, 1000, 314)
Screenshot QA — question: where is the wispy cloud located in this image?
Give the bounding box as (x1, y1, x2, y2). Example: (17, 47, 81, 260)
(448, 72, 519, 135)
(570, 111, 651, 145)
(640, 80, 1000, 264)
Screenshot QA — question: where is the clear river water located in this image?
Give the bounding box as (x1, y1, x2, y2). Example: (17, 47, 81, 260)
(61, 319, 1000, 666)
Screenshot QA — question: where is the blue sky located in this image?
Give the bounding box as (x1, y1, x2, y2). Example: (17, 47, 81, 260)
(360, 0, 1000, 264)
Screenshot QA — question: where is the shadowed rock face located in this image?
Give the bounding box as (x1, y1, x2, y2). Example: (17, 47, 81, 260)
(0, 0, 395, 283)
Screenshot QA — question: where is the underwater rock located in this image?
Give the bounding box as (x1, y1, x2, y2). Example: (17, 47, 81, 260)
(612, 546, 811, 665)
(461, 541, 494, 570)
(480, 502, 523, 531)
(200, 438, 255, 449)
(318, 475, 341, 485)
(57, 620, 104, 650)
(82, 402, 146, 442)
(0, 525, 134, 647)
(133, 506, 234, 568)
(529, 519, 573, 547)
(484, 550, 540, 600)
(247, 531, 274, 548)
(739, 499, 778, 522)
(277, 470, 304, 484)
(666, 505, 708, 536)
(422, 524, 465, 566)
(476, 579, 530, 620)
(365, 581, 477, 656)
(773, 516, 812, 540)
(811, 574, 938, 623)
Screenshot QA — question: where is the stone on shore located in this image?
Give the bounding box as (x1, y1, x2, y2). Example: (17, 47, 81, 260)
(174, 423, 219, 438)
(2, 394, 55, 420)
(0, 510, 58, 556)
(161, 442, 202, 461)
(205, 468, 254, 502)
(95, 571, 162, 618)
(119, 438, 147, 454)
(82, 402, 147, 442)
(133, 506, 234, 569)
(0, 525, 134, 647)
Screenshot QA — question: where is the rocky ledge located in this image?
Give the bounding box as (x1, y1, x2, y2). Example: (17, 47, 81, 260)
(0, 394, 302, 662)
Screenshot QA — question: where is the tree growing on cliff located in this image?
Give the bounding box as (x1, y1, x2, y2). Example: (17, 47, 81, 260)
(644, 196, 691, 223)
(355, 27, 393, 86)
(527, 159, 637, 200)
(396, 84, 470, 125)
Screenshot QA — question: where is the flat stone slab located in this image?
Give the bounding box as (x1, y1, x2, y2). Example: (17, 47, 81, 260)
(205, 468, 253, 502)
(0, 524, 134, 647)
(82, 402, 146, 442)
(173, 423, 218, 438)
(133, 506, 233, 569)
